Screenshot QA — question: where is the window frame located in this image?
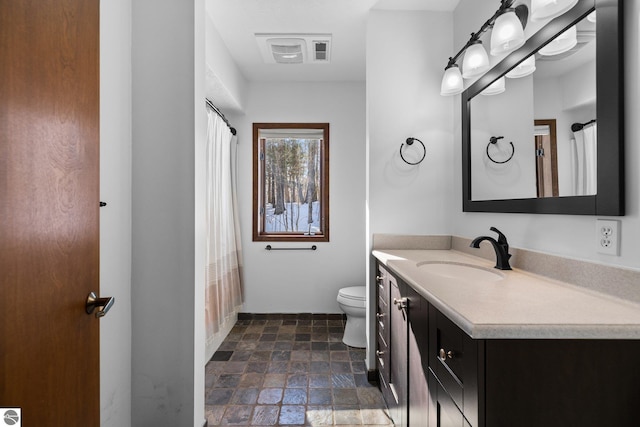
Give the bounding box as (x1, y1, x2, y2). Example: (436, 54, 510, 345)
(252, 122, 330, 242)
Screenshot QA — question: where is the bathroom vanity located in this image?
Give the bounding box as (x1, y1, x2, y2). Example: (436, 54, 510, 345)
(373, 249, 640, 427)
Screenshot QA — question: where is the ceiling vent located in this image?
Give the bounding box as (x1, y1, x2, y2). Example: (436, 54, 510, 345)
(255, 34, 332, 64)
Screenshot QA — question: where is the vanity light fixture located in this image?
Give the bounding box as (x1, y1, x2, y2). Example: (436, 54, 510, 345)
(462, 39, 491, 79)
(505, 55, 536, 78)
(440, 0, 528, 96)
(530, 0, 579, 22)
(440, 63, 464, 96)
(490, 8, 526, 56)
(480, 76, 506, 96)
(538, 25, 577, 55)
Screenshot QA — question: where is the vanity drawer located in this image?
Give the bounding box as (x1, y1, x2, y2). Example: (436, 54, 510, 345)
(377, 266, 389, 306)
(429, 307, 477, 416)
(376, 335, 390, 381)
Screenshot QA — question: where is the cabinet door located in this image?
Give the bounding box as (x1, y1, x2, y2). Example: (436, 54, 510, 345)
(389, 275, 408, 426)
(429, 372, 464, 427)
(407, 286, 429, 427)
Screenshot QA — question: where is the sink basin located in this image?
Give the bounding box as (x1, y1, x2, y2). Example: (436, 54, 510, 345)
(416, 261, 504, 282)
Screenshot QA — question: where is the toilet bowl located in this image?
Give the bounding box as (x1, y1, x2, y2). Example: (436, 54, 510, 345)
(337, 286, 367, 348)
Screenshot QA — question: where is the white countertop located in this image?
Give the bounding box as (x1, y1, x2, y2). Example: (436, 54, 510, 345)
(373, 249, 640, 339)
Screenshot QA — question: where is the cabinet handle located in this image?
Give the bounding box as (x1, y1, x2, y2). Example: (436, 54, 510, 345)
(393, 297, 407, 310)
(376, 350, 385, 357)
(376, 275, 383, 281)
(438, 348, 455, 361)
(376, 313, 385, 319)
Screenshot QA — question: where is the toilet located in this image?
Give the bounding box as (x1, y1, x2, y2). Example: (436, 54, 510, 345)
(337, 286, 367, 348)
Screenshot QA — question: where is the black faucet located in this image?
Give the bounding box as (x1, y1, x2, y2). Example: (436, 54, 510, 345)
(470, 227, 512, 270)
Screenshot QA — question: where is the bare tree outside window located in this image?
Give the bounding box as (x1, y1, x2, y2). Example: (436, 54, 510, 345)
(253, 123, 329, 242)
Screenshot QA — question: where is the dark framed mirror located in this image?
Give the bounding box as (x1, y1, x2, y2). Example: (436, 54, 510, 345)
(462, 0, 623, 215)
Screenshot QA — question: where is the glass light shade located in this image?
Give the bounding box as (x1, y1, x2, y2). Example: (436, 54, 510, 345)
(506, 55, 536, 78)
(440, 64, 464, 96)
(587, 11, 596, 23)
(490, 9, 525, 56)
(462, 41, 490, 79)
(530, 0, 579, 22)
(539, 25, 577, 56)
(480, 77, 506, 96)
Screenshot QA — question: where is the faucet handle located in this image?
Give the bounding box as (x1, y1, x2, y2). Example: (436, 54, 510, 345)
(489, 227, 508, 246)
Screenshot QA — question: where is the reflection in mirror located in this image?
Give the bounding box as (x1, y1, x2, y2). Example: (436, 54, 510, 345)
(470, 12, 596, 201)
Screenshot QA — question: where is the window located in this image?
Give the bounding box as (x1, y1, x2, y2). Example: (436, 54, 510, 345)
(253, 123, 329, 242)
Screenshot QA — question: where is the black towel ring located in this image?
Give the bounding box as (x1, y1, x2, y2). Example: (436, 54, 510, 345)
(400, 137, 426, 165)
(486, 136, 514, 164)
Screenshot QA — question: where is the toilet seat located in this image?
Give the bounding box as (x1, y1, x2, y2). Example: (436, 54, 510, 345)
(337, 286, 366, 308)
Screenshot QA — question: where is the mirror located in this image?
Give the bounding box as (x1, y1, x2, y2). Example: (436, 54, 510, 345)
(462, 0, 623, 215)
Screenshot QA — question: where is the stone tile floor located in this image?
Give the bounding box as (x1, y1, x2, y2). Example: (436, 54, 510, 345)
(205, 314, 393, 426)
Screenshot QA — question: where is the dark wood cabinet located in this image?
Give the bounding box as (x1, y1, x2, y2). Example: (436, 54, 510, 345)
(407, 285, 429, 427)
(377, 265, 430, 427)
(389, 275, 408, 426)
(375, 264, 392, 413)
(375, 260, 640, 427)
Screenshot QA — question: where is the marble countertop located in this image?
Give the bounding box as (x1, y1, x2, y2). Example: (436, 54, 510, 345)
(373, 249, 640, 339)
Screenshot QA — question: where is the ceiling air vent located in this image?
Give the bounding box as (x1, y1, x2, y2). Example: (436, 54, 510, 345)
(256, 34, 332, 64)
(270, 40, 305, 64)
(313, 41, 328, 62)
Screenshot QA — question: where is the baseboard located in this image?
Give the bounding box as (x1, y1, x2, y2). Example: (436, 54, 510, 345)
(238, 312, 346, 320)
(367, 368, 379, 385)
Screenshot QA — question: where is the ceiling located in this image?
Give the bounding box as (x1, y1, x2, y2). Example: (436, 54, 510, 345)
(205, 0, 460, 83)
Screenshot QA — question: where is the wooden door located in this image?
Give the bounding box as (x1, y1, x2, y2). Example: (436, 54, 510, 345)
(0, 0, 100, 425)
(534, 119, 559, 198)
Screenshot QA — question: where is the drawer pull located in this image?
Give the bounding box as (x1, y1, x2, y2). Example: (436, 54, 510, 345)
(393, 297, 407, 310)
(376, 313, 385, 319)
(376, 350, 385, 357)
(439, 348, 455, 361)
(376, 275, 383, 281)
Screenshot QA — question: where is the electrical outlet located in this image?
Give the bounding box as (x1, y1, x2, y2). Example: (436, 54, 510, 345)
(596, 219, 620, 256)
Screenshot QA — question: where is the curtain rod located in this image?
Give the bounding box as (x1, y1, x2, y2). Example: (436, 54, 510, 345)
(571, 119, 596, 132)
(205, 98, 237, 135)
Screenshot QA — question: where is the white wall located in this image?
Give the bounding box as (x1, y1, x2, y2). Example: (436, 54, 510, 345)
(365, 10, 456, 368)
(131, 0, 205, 425)
(452, 0, 640, 270)
(100, 1, 132, 426)
(205, 13, 247, 112)
(227, 81, 367, 313)
(367, 11, 457, 237)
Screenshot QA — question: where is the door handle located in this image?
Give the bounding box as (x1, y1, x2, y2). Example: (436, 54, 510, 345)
(86, 292, 115, 318)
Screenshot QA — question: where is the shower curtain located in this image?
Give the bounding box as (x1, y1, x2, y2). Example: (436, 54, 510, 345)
(570, 122, 597, 195)
(205, 109, 243, 352)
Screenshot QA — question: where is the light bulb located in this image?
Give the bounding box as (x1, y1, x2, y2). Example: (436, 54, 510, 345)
(539, 25, 577, 56)
(440, 64, 464, 96)
(462, 40, 490, 79)
(506, 55, 536, 78)
(480, 77, 506, 96)
(490, 9, 525, 56)
(531, 0, 579, 22)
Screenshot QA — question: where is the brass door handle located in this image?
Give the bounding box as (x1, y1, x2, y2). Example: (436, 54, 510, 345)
(393, 297, 407, 310)
(86, 292, 115, 318)
(438, 348, 455, 361)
